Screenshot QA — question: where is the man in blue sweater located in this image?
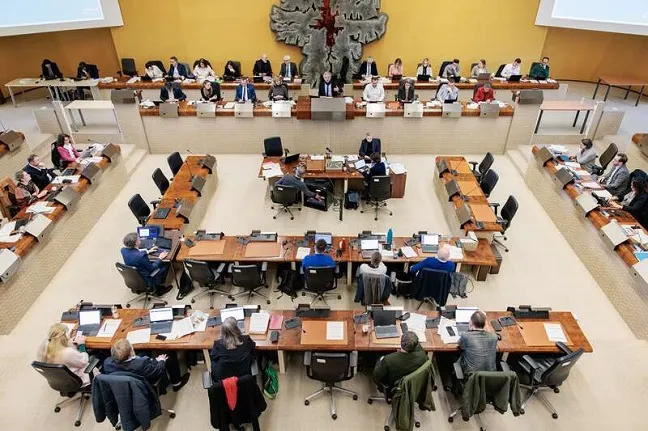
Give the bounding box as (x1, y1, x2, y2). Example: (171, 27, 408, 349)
(410, 243, 456, 275)
(121, 232, 172, 296)
(302, 239, 336, 269)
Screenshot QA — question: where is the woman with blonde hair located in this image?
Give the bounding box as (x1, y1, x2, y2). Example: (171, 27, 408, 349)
(37, 323, 91, 385)
(209, 317, 256, 381)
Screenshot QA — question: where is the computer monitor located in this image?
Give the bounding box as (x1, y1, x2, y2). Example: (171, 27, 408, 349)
(78, 309, 101, 326)
(221, 306, 245, 321)
(137, 226, 159, 240)
(284, 153, 300, 164)
(314, 233, 333, 246)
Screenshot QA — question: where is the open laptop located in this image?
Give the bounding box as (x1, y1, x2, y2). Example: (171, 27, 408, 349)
(149, 307, 174, 334)
(78, 309, 102, 336)
(477, 72, 491, 80)
(373, 310, 399, 339)
(284, 153, 300, 164)
(220, 306, 246, 331)
(455, 307, 479, 334)
(391, 74, 402, 82)
(421, 234, 439, 253)
(417, 75, 431, 82)
(507, 74, 522, 82)
(314, 232, 333, 252)
(361, 239, 379, 259)
(354, 159, 368, 172)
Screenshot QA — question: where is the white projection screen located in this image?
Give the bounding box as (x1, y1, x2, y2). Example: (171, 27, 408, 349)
(536, 0, 648, 36)
(0, 0, 123, 37)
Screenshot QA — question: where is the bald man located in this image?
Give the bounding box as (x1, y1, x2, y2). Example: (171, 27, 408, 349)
(253, 53, 273, 77)
(410, 243, 456, 275)
(280, 55, 298, 80)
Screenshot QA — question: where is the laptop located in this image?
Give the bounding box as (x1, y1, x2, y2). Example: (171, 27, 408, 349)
(220, 306, 246, 331)
(477, 72, 491, 80)
(153, 207, 171, 219)
(314, 232, 333, 252)
(373, 310, 399, 339)
(455, 307, 479, 334)
(361, 239, 379, 259)
(354, 159, 367, 171)
(417, 75, 431, 82)
(61, 168, 76, 176)
(507, 74, 522, 82)
(78, 309, 102, 336)
(421, 234, 439, 253)
(284, 153, 300, 164)
(149, 307, 174, 334)
(137, 226, 159, 249)
(391, 74, 402, 82)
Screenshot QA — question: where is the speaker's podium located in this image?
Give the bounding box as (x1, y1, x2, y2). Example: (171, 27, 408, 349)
(311, 97, 346, 121)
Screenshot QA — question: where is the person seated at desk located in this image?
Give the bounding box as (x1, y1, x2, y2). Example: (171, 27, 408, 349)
(356, 251, 387, 278)
(193, 58, 215, 81)
(416, 58, 433, 79)
(598, 153, 630, 197)
(471, 59, 488, 78)
(268, 75, 290, 101)
(529, 56, 550, 80)
(436, 77, 459, 102)
(276, 165, 322, 201)
(210, 317, 257, 381)
(359, 56, 378, 78)
(253, 53, 273, 77)
(223, 61, 241, 81)
(280, 55, 298, 80)
(145, 61, 164, 79)
(318, 71, 343, 97)
(443, 59, 461, 79)
(609, 177, 648, 227)
(501, 58, 522, 79)
(104, 339, 190, 393)
(410, 243, 456, 275)
(121, 232, 172, 296)
(55, 133, 81, 167)
(160, 78, 187, 102)
(458, 311, 498, 374)
(167, 56, 188, 80)
(473, 82, 494, 103)
(398, 79, 416, 103)
(200, 80, 221, 102)
(362, 152, 386, 182)
(41, 58, 62, 79)
(14, 170, 47, 206)
(359, 133, 381, 159)
(373, 331, 428, 388)
(24, 154, 57, 190)
(363, 76, 385, 102)
(302, 238, 336, 269)
(75, 61, 97, 99)
(569, 138, 597, 172)
(235, 77, 257, 103)
(37, 323, 93, 386)
(389, 58, 404, 79)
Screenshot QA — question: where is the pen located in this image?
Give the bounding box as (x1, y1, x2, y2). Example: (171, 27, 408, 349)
(102, 322, 107, 333)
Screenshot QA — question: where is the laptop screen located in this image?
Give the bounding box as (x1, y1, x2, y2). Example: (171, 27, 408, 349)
(314, 233, 332, 246)
(354, 159, 367, 170)
(221, 306, 245, 322)
(150, 307, 173, 322)
(79, 310, 101, 326)
(373, 310, 397, 327)
(361, 239, 379, 250)
(456, 307, 480, 324)
(137, 226, 159, 240)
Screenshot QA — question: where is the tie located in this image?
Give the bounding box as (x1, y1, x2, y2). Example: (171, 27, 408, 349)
(327, 83, 331, 97)
(243, 87, 247, 101)
(367, 64, 370, 76)
(287, 64, 291, 78)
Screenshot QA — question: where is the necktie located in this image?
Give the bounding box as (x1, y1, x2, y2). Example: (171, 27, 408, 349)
(367, 64, 370, 75)
(327, 83, 331, 97)
(287, 64, 290, 78)
(243, 87, 247, 101)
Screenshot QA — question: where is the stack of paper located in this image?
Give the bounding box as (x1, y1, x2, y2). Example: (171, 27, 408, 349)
(263, 168, 283, 179)
(548, 145, 568, 154)
(448, 245, 464, 260)
(326, 321, 345, 341)
(581, 181, 600, 189)
(310, 154, 325, 161)
(544, 323, 567, 342)
(97, 319, 122, 338)
(249, 312, 270, 334)
(406, 312, 427, 342)
(190, 311, 209, 332)
(127, 328, 151, 344)
(27, 202, 55, 214)
(139, 100, 155, 108)
(467, 102, 479, 110)
(400, 246, 417, 258)
(0, 222, 21, 243)
(331, 155, 345, 162)
(52, 175, 80, 184)
(389, 163, 407, 174)
(296, 247, 311, 260)
(346, 155, 359, 161)
(126, 77, 141, 84)
(169, 317, 195, 340)
(438, 317, 460, 344)
(563, 161, 581, 169)
(223, 102, 236, 109)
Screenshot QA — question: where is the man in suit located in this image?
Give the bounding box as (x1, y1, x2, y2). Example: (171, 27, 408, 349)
(359, 133, 381, 159)
(41, 59, 62, 79)
(24, 154, 57, 190)
(160, 79, 187, 102)
(167, 56, 188, 79)
(235, 77, 257, 102)
(318, 71, 343, 97)
(598, 153, 630, 197)
(253, 53, 273, 77)
(359, 56, 378, 77)
(120, 232, 172, 296)
(280, 55, 298, 80)
(362, 152, 386, 183)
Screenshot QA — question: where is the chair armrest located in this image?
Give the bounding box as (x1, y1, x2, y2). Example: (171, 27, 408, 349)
(489, 202, 500, 216)
(499, 361, 511, 372)
(453, 361, 464, 381)
(261, 262, 268, 272)
(555, 341, 573, 355)
(304, 351, 312, 366)
(469, 161, 478, 171)
(228, 263, 234, 273)
(202, 371, 212, 389)
(215, 262, 226, 274)
(84, 356, 100, 374)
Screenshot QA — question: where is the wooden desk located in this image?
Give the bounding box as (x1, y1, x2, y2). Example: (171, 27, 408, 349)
(99, 76, 303, 91)
(535, 100, 597, 134)
(593, 75, 647, 106)
(352, 100, 514, 117)
(351, 79, 560, 91)
(146, 155, 218, 232)
(139, 100, 291, 117)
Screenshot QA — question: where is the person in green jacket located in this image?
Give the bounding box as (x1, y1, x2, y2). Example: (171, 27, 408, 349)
(529, 56, 550, 80)
(373, 331, 428, 388)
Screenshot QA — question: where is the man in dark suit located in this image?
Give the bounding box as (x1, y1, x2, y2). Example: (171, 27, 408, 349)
(41, 59, 62, 79)
(24, 154, 57, 190)
(359, 56, 378, 77)
(253, 53, 273, 77)
(235, 77, 257, 102)
(120, 232, 172, 296)
(598, 153, 630, 197)
(359, 133, 381, 159)
(160, 79, 187, 102)
(280, 55, 298, 80)
(362, 152, 387, 182)
(167, 56, 188, 79)
(318, 71, 343, 97)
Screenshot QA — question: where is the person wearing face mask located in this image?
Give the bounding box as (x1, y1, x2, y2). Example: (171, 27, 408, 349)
(569, 139, 597, 172)
(55, 133, 81, 167)
(471, 59, 488, 78)
(167, 56, 188, 80)
(416, 58, 433, 80)
(359, 133, 381, 159)
(529, 56, 551, 80)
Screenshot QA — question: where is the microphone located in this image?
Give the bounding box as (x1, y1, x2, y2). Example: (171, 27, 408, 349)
(284, 148, 290, 157)
(461, 183, 482, 201)
(185, 149, 196, 181)
(325, 147, 333, 158)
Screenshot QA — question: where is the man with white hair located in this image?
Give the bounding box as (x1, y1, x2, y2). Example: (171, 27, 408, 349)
(253, 53, 273, 77)
(280, 55, 298, 80)
(410, 243, 456, 275)
(318, 71, 343, 97)
(276, 165, 322, 201)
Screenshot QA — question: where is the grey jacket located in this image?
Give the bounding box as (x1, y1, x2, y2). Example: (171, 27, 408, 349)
(355, 273, 392, 305)
(276, 174, 314, 197)
(576, 147, 597, 172)
(603, 164, 630, 197)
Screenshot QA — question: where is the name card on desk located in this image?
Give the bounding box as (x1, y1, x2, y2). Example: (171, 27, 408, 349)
(366, 102, 385, 118)
(404, 102, 423, 118)
(600, 221, 629, 249)
(234, 102, 254, 118)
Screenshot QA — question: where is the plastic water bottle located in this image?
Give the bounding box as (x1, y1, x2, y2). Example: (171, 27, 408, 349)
(387, 228, 393, 247)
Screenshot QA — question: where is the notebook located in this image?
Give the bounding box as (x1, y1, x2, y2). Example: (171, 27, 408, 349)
(269, 314, 284, 330)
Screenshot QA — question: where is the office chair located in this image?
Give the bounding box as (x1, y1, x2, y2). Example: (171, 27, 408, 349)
(479, 169, 499, 198)
(127, 193, 151, 226)
(121, 58, 137, 77)
(590, 142, 618, 176)
(192, 59, 213, 69)
(184, 259, 227, 309)
(50, 141, 65, 170)
(304, 351, 358, 420)
(490, 195, 518, 252)
(115, 262, 167, 308)
(167, 151, 183, 177)
(263, 136, 284, 157)
(469, 152, 494, 182)
(271, 184, 301, 220)
(148, 60, 167, 75)
(494, 64, 506, 78)
(180, 62, 193, 79)
(361, 175, 393, 221)
(228, 263, 271, 304)
(303, 266, 340, 306)
(514, 342, 584, 419)
(528, 62, 541, 77)
(152, 168, 170, 195)
(411, 268, 452, 310)
(470, 62, 478, 74)
(438, 60, 452, 78)
(31, 358, 100, 427)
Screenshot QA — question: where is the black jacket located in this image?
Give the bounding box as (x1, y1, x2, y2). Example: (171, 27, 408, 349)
(398, 86, 416, 102)
(280, 62, 298, 78)
(160, 86, 187, 101)
(208, 374, 267, 431)
(318, 79, 343, 97)
(253, 59, 273, 76)
(210, 336, 256, 381)
(41, 61, 62, 79)
(362, 161, 386, 181)
(103, 356, 166, 384)
(411, 268, 451, 306)
(623, 192, 648, 228)
(223, 64, 241, 81)
(359, 61, 378, 77)
(200, 83, 222, 101)
(93, 372, 161, 431)
(24, 163, 57, 190)
(359, 138, 381, 157)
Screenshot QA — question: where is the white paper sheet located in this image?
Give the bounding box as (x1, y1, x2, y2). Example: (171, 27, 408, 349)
(310, 154, 325, 161)
(97, 319, 122, 338)
(448, 245, 464, 260)
(296, 247, 311, 260)
(0, 222, 16, 237)
(190, 311, 209, 332)
(326, 321, 345, 341)
(170, 317, 195, 340)
(544, 323, 567, 342)
(249, 312, 270, 334)
(581, 181, 601, 189)
(52, 175, 80, 184)
(406, 312, 427, 342)
(438, 317, 460, 344)
(127, 328, 151, 344)
(400, 246, 417, 258)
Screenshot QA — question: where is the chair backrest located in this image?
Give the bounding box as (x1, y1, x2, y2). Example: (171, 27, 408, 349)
(386, 63, 394, 76)
(94, 372, 160, 411)
(413, 268, 451, 305)
(231, 264, 262, 289)
(528, 62, 541, 75)
(541, 348, 584, 386)
(184, 259, 216, 286)
(32, 361, 83, 394)
(480, 169, 499, 196)
(121, 58, 137, 76)
(479, 152, 494, 175)
(500, 195, 518, 230)
(438, 60, 452, 77)
(85, 64, 100, 79)
(599, 142, 618, 170)
(229, 60, 242, 75)
(494, 64, 506, 78)
(307, 352, 352, 383)
(152, 168, 169, 195)
(305, 266, 336, 293)
(167, 152, 183, 176)
(149, 60, 167, 75)
(181, 62, 192, 76)
(127, 194, 151, 223)
(272, 184, 300, 205)
(115, 262, 151, 293)
(368, 175, 392, 201)
(264, 137, 283, 157)
(193, 59, 212, 69)
(50, 141, 63, 169)
(470, 62, 478, 73)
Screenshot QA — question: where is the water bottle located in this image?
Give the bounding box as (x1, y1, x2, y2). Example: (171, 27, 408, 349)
(387, 228, 393, 247)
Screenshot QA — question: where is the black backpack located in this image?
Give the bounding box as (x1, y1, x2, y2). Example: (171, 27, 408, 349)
(344, 190, 360, 209)
(176, 268, 195, 300)
(276, 266, 302, 299)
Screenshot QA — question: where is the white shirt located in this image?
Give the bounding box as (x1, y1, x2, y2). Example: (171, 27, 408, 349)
(63, 143, 76, 159)
(193, 65, 215, 81)
(356, 262, 387, 278)
(171, 64, 181, 78)
(363, 83, 385, 102)
(145, 65, 164, 79)
(167, 86, 176, 101)
(501, 63, 521, 79)
(416, 65, 432, 76)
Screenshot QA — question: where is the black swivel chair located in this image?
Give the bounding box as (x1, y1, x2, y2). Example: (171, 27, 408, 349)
(490, 195, 518, 252)
(469, 152, 494, 182)
(115, 262, 167, 308)
(51, 141, 65, 170)
(184, 259, 227, 309)
(127, 194, 151, 226)
(152, 168, 170, 195)
(167, 152, 183, 177)
(469, 62, 478, 75)
(590, 142, 618, 176)
(148, 60, 167, 75)
(361, 175, 393, 221)
(31, 358, 100, 427)
(263, 137, 284, 157)
(304, 351, 358, 419)
(479, 169, 499, 198)
(228, 263, 271, 304)
(271, 184, 301, 220)
(514, 342, 585, 419)
(303, 266, 340, 306)
(494, 64, 506, 78)
(411, 268, 452, 310)
(121, 58, 138, 77)
(438, 60, 452, 78)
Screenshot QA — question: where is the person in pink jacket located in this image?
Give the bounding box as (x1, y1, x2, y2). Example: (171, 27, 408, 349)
(55, 133, 81, 167)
